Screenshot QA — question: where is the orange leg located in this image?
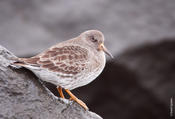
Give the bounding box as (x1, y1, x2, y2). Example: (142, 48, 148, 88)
(57, 86, 65, 98)
(65, 89, 88, 110)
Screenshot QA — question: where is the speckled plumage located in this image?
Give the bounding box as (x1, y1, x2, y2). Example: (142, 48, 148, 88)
(14, 30, 106, 90)
(14, 30, 112, 110)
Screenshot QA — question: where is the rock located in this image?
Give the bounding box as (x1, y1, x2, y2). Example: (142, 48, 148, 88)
(118, 39, 175, 105)
(0, 45, 102, 119)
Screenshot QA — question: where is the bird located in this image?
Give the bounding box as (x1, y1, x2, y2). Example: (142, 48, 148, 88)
(13, 30, 113, 110)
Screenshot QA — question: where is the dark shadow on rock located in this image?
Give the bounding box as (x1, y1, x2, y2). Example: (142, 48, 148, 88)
(45, 39, 175, 119)
(118, 39, 175, 105)
(78, 62, 167, 119)
(46, 61, 168, 119)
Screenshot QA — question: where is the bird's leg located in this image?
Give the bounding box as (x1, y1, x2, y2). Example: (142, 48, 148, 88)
(57, 86, 65, 98)
(65, 89, 88, 110)
(69, 97, 73, 100)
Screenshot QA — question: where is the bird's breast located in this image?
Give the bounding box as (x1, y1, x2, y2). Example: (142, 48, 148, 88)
(72, 52, 106, 88)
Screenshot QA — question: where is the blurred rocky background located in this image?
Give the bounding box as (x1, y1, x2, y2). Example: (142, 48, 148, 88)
(0, 0, 175, 119)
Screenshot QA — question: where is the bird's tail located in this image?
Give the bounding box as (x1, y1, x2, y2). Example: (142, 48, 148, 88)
(13, 58, 27, 66)
(12, 57, 40, 67)
(10, 57, 27, 68)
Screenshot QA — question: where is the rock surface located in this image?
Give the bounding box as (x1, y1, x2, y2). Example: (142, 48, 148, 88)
(0, 45, 102, 119)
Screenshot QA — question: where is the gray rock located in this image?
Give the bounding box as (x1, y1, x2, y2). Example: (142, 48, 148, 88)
(0, 45, 102, 119)
(118, 39, 175, 105)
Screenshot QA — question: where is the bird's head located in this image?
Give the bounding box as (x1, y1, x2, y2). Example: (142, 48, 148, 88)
(80, 30, 113, 58)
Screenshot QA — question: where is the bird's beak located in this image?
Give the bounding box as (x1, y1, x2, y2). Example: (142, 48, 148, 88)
(99, 43, 113, 58)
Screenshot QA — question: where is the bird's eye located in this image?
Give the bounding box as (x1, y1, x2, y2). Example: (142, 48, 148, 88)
(90, 36, 98, 42)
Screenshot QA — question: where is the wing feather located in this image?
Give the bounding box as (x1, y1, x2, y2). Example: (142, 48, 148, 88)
(39, 45, 89, 76)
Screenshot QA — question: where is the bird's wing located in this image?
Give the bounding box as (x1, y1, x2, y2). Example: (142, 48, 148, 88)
(19, 45, 89, 76)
